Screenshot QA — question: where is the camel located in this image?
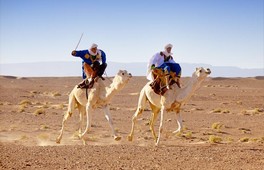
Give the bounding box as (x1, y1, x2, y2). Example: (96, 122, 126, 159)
(127, 67, 211, 146)
(56, 70, 132, 144)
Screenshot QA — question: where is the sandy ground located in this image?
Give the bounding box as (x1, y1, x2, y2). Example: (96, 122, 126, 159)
(0, 74, 264, 169)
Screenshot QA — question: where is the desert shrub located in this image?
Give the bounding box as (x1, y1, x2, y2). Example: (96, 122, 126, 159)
(18, 105, 26, 113)
(211, 122, 223, 130)
(240, 137, 249, 142)
(175, 131, 183, 137)
(226, 137, 234, 143)
(211, 108, 222, 113)
(40, 125, 49, 130)
(52, 92, 61, 97)
(209, 135, 222, 143)
(34, 108, 45, 115)
(19, 100, 32, 105)
(184, 131, 193, 139)
(222, 109, 230, 114)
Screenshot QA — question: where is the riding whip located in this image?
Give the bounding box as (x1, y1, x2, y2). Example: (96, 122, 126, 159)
(75, 33, 84, 50)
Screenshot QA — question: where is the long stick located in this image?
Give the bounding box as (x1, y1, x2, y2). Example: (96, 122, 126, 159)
(75, 33, 84, 50)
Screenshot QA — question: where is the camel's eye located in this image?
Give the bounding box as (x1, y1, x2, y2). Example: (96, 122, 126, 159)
(122, 73, 125, 75)
(199, 69, 202, 73)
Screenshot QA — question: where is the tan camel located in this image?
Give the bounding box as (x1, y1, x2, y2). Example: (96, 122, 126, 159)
(56, 70, 132, 144)
(128, 67, 211, 146)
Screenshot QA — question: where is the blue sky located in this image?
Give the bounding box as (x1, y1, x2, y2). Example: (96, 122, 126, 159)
(0, 0, 263, 69)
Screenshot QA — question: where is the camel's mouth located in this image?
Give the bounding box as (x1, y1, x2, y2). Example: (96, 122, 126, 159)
(206, 68, 211, 75)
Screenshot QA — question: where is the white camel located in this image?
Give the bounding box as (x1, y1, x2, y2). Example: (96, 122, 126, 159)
(56, 70, 132, 144)
(128, 67, 211, 146)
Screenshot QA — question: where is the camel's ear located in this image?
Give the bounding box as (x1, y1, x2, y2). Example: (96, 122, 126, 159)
(196, 67, 199, 71)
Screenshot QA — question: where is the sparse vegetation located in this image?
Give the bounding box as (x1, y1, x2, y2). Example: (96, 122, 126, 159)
(211, 108, 222, 113)
(211, 108, 230, 114)
(18, 105, 26, 113)
(226, 137, 234, 143)
(184, 131, 193, 139)
(211, 122, 223, 130)
(240, 137, 249, 142)
(52, 92, 61, 97)
(19, 100, 32, 105)
(209, 135, 222, 143)
(241, 108, 263, 115)
(40, 125, 49, 130)
(34, 108, 45, 115)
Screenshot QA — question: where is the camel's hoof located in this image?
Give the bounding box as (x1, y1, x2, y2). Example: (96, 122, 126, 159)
(155, 142, 159, 147)
(56, 138, 61, 144)
(82, 139, 86, 145)
(172, 129, 182, 134)
(114, 136, 121, 141)
(127, 135, 133, 141)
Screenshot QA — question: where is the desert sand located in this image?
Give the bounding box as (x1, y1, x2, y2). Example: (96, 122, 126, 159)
(0, 74, 264, 169)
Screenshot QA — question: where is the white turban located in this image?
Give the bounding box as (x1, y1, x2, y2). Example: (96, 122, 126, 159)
(164, 43, 173, 50)
(90, 43, 98, 49)
(163, 43, 173, 57)
(89, 43, 99, 56)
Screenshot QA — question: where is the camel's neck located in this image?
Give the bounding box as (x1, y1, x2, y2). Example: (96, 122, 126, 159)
(105, 77, 125, 101)
(176, 76, 203, 103)
(105, 84, 119, 100)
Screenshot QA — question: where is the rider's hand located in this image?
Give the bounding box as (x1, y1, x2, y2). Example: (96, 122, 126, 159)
(71, 50, 76, 56)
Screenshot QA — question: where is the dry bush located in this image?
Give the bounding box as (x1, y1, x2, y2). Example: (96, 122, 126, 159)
(241, 108, 263, 115)
(211, 122, 223, 130)
(211, 108, 230, 114)
(52, 92, 61, 97)
(209, 135, 222, 143)
(34, 108, 45, 115)
(18, 105, 26, 113)
(184, 131, 193, 139)
(19, 99, 32, 105)
(221, 109, 230, 114)
(40, 125, 49, 130)
(211, 108, 222, 113)
(240, 137, 249, 142)
(226, 137, 234, 143)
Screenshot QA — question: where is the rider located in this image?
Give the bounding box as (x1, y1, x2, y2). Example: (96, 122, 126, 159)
(163, 44, 182, 88)
(72, 43, 107, 88)
(147, 44, 181, 89)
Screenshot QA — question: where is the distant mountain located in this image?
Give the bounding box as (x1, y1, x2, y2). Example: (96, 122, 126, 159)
(0, 61, 263, 77)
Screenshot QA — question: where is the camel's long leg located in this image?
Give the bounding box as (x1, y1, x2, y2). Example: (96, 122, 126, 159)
(149, 103, 160, 141)
(78, 105, 86, 137)
(56, 92, 76, 144)
(173, 112, 183, 134)
(80, 104, 92, 140)
(156, 105, 165, 146)
(127, 87, 147, 141)
(104, 105, 121, 141)
(56, 110, 71, 144)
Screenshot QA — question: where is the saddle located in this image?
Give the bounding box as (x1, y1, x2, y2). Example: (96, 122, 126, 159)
(149, 68, 179, 95)
(77, 61, 106, 89)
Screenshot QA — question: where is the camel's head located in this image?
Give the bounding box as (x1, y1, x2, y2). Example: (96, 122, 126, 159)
(112, 70, 132, 89)
(193, 67, 211, 80)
